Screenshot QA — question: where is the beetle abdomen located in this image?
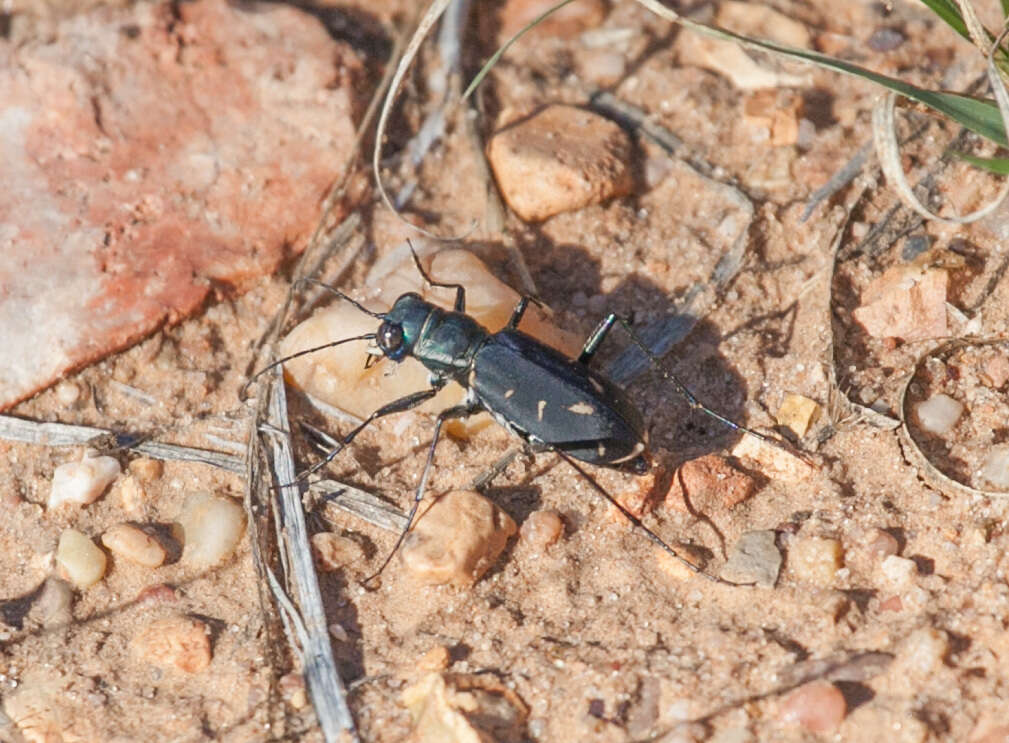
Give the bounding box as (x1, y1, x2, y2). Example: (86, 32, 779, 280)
(470, 330, 646, 466)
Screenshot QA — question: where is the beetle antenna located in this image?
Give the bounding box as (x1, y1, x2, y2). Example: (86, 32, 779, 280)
(240, 333, 377, 400)
(292, 278, 387, 320)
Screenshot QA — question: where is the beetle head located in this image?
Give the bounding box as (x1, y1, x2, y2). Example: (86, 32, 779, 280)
(376, 292, 431, 362)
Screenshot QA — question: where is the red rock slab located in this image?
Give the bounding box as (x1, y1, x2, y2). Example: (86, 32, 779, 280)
(0, 0, 363, 410)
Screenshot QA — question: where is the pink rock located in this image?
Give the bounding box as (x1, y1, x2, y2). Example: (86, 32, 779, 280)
(779, 680, 847, 732)
(664, 454, 758, 513)
(0, 0, 363, 410)
(852, 265, 949, 342)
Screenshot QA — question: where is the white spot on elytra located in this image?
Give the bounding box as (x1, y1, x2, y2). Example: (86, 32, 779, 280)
(505, 389, 515, 398)
(537, 400, 547, 421)
(567, 402, 595, 415)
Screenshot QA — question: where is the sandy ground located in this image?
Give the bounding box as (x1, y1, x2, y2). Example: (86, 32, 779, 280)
(3, 0, 1009, 741)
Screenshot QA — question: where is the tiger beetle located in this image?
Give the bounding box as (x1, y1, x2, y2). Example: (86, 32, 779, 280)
(254, 248, 777, 586)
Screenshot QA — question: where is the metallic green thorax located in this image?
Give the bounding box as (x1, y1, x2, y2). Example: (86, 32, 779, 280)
(384, 293, 488, 379)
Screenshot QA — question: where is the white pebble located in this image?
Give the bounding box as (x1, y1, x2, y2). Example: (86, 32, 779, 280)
(176, 493, 246, 568)
(54, 380, 82, 406)
(980, 444, 1009, 489)
(915, 393, 963, 435)
(102, 524, 166, 567)
(48, 450, 121, 509)
(56, 529, 108, 589)
(881, 554, 917, 587)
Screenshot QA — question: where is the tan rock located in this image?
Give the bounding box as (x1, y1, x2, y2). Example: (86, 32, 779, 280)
(102, 523, 167, 568)
(132, 614, 212, 673)
(775, 393, 822, 438)
(790, 537, 844, 586)
(402, 672, 528, 743)
(487, 105, 634, 221)
(400, 491, 517, 587)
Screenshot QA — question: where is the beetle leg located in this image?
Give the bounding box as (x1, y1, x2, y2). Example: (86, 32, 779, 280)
(577, 313, 618, 365)
(287, 386, 442, 484)
(506, 296, 530, 329)
(507, 295, 549, 330)
(408, 240, 467, 312)
(362, 402, 476, 586)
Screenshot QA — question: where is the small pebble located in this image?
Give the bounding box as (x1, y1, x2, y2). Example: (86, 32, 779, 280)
(137, 584, 178, 604)
(48, 449, 121, 509)
(880, 554, 918, 587)
(719, 530, 781, 587)
(278, 673, 308, 710)
(54, 380, 82, 407)
(176, 493, 247, 569)
(778, 680, 847, 732)
(867, 26, 906, 52)
(400, 490, 516, 587)
(417, 645, 452, 672)
(775, 393, 821, 438)
(328, 623, 349, 642)
(895, 628, 948, 678)
(128, 458, 164, 483)
(731, 435, 815, 482)
(311, 532, 363, 571)
(852, 266, 949, 341)
(55, 529, 108, 589)
(790, 537, 844, 586)
(878, 595, 903, 612)
(132, 614, 212, 673)
(980, 445, 1009, 489)
(116, 475, 145, 512)
(865, 528, 899, 558)
(520, 510, 564, 552)
(25, 577, 73, 629)
(980, 353, 1009, 389)
(101, 523, 166, 568)
(915, 393, 963, 435)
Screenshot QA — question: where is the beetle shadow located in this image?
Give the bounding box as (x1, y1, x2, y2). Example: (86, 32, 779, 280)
(514, 239, 760, 463)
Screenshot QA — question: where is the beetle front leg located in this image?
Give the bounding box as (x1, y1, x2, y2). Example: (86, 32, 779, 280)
(288, 386, 442, 485)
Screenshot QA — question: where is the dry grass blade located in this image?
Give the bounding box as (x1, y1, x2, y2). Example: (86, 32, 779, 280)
(0, 414, 245, 472)
(311, 479, 409, 533)
(260, 370, 358, 741)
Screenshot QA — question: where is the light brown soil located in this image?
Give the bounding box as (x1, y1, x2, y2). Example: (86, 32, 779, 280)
(3, 1, 1009, 742)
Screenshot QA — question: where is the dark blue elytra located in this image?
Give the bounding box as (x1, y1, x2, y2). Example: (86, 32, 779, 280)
(377, 291, 647, 468)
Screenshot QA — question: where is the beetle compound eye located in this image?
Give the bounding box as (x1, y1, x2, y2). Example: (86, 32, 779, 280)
(378, 322, 406, 359)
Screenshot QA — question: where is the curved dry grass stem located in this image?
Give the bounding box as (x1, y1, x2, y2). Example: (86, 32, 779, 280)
(872, 22, 1009, 224)
(372, 0, 475, 241)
